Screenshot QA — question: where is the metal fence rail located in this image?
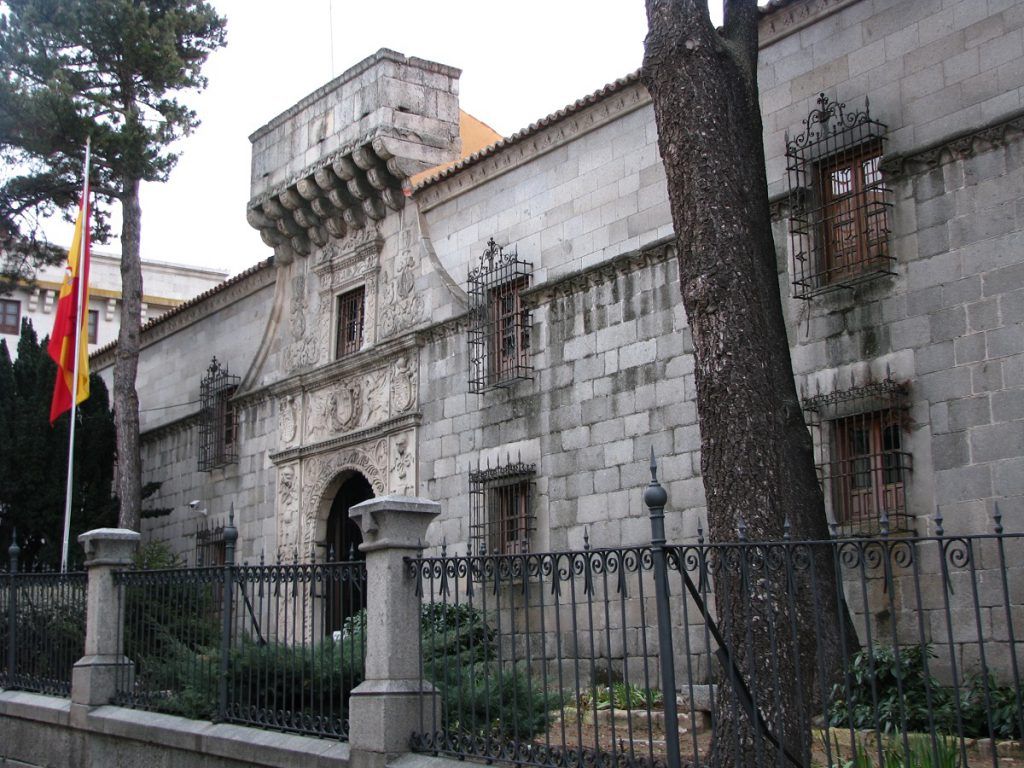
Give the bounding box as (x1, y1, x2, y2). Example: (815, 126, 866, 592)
(1, 544, 86, 697)
(114, 524, 367, 740)
(410, 480, 1024, 768)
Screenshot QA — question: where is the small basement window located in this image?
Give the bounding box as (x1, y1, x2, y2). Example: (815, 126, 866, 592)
(469, 458, 536, 555)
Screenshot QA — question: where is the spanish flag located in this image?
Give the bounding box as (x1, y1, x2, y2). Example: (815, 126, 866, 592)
(48, 191, 92, 424)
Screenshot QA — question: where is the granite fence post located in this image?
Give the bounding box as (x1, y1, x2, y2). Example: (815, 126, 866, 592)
(70, 527, 139, 707)
(346, 495, 441, 768)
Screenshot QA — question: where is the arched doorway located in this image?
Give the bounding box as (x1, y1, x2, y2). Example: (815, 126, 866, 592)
(324, 472, 372, 634)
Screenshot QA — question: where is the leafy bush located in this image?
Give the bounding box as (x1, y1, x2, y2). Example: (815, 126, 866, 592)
(958, 673, 1022, 740)
(829, 644, 1021, 740)
(829, 645, 952, 734)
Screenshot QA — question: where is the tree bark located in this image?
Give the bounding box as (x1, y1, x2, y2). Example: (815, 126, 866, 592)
(641, 1, 856, 765)
(114, 175, 142, 531)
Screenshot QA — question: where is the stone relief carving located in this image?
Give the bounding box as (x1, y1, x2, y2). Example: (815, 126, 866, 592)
(390, 355, 416, 414)
(378, 250, 423, 338)
(277, 463, 300, 557)
(279, 395, 299, 445)
(298, 351, 417, 443)
(299, 441, 389, 557)
(328, 380, 362, 432)
(364, 369, 389, 424)
(389, 431, 416, 496)
(285, 273, 319, 372)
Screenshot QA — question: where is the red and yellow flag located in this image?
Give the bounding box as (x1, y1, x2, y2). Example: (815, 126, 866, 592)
(48, 194, 92, 424)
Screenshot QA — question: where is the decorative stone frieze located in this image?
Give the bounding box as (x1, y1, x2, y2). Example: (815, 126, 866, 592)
(883, 108, 1024, 178)
(758, 0, 862, 47)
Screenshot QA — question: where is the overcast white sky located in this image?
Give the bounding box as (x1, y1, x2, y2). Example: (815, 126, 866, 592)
(82, 1, 724, 278)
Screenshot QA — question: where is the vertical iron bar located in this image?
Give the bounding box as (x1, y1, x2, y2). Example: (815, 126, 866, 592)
(7, 534, 19, 688)
(218, 509, 237, 721)
(645, 451, 680, 768)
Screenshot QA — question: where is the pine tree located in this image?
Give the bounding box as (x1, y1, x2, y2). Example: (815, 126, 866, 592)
(0, 0, 226, 530)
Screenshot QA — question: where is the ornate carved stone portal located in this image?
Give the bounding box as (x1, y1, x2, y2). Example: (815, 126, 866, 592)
(270, 223, 420, 560)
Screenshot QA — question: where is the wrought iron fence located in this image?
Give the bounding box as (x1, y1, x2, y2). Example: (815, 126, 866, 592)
(1, 540, 87, 697)
(114, 526, 367, 740)
(410, 472, 1024, 768)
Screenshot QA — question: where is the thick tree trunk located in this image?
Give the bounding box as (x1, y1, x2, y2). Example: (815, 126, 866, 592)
(114, 176, 142, 531)
(642, 1, 856, 765)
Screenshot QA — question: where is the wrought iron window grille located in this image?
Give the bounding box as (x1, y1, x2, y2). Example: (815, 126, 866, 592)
(198, 357, 240, 472)
(468, 238, 533, 393)
(195, 521, 227, 567)
(469, 457, 536, 557)
(335, 286, 365, 359)
(786, 93, 894, 299)
(802, 374, 912, 536)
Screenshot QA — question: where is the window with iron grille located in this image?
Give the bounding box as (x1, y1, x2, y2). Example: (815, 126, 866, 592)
(198, 357, 240, 472)
(803, 378, 912, 535)
(195, 523, 227, 567)
(336, 286, 365, 359)
(469, 459, 536, 555)
(786, 93, 894, 298)
(468, 239, 533, 393)
(0, 299, 20, 335)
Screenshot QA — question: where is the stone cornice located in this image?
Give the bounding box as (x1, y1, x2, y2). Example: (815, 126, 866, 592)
(414, 82, 652, 214)
(522, 236, 677, 308)
(883, 107, 1024, 178)
(268, 334, 419, 399)
(414, 313, 471, 346)
(269, 411, 421, 465)
(758, 0, 863, 48)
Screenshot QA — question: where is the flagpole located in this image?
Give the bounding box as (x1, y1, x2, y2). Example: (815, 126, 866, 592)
(61, 138, 91, 573)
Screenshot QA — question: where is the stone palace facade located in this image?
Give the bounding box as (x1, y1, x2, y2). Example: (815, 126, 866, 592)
(95, 0, 1024, 584)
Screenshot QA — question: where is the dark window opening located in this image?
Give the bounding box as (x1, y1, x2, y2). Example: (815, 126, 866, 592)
(0, 299, 20, 335)
(87, 309, 98, 345)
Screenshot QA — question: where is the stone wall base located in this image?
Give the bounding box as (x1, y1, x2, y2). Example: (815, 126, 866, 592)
(0, 691, 349, 768)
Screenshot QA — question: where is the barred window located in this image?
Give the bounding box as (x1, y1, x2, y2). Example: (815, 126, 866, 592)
(195, 523, 227, 567)
(803, 378, 912, 535)
(469, 459, 536, 555)
(0, 299, 20, 335)
(336, 286, 365, 359)
(198, 357, 240, 472)
(468, 239, 533, 393)
(786, 93, 894, 298)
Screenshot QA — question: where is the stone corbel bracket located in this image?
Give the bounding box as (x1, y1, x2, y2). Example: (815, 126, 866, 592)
(246, 139, 423, 267)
